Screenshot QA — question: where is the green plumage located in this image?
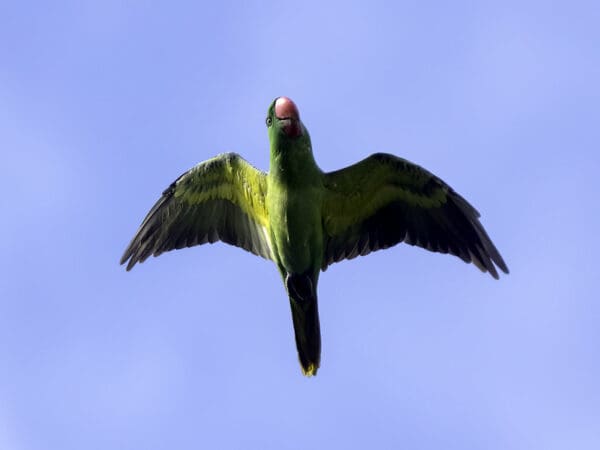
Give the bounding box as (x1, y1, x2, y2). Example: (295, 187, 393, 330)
(121, 97, 508, 376)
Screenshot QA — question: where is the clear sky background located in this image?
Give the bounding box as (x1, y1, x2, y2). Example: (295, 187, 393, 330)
(1, 1, 599, 449)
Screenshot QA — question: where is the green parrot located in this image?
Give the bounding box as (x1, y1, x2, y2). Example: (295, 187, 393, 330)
(120, 96, 508, 376)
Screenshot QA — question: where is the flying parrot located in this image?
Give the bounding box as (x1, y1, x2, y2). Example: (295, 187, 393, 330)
(120, 96, 508, 376)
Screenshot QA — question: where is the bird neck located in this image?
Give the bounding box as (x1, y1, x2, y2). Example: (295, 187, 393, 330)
(269, 140, 321, 187)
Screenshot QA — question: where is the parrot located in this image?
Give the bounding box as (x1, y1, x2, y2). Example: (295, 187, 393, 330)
(120, 96, 508, 376)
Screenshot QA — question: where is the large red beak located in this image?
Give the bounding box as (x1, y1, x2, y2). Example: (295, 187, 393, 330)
(275, 97, 302, 137)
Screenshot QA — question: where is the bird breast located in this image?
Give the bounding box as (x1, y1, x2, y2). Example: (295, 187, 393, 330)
(267, 186, 323, 274)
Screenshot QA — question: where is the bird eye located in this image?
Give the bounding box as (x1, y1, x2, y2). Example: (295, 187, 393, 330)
(266, 117, 272, 127)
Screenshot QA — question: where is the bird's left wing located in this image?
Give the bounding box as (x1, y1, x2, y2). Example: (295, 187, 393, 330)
(121, 152, 273, 270)
(321, 153, 508, 278)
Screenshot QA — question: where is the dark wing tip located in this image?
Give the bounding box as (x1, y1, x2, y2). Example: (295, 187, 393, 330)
(119, 179, 179, 272)
(453, 194, 509, 280)
(489, 247, 509, 277)
(119, 253, 130, 268)
(119, 227, 150, 271)
(125, 258, 137, 271)
(119, 242, 141, 271)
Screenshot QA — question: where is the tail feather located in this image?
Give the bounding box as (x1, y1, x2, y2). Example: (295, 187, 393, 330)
(289, 296, 321, 376)
(286, 273, 321, 376)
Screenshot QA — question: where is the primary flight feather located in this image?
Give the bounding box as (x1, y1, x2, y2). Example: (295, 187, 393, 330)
(121, 97, 508, 376)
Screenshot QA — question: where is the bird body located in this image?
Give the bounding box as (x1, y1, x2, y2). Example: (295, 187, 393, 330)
(267, 149, 323, 277)
(265, 99, 324, 375)
(121, 97, 508, 376)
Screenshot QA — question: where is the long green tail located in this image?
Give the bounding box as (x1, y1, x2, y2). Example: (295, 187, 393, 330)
(286, 273, 321, 376)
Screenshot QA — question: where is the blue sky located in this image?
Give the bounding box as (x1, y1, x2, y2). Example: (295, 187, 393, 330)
(1, 1, 599, 449)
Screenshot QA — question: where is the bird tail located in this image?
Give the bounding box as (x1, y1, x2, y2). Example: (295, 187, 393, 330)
(286, 273, 321, 376)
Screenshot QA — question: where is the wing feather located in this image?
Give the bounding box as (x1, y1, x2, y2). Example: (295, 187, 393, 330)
(121, 153, 272, 270)
(322, 153, 508, 278)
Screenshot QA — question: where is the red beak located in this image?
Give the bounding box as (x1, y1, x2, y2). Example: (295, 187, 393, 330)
(275, 97, 302, 137)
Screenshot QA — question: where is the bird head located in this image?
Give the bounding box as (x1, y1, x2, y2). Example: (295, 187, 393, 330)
(266, 96, 306, 142)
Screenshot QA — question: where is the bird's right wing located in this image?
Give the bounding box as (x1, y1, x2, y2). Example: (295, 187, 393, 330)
(121, 153, 273, 270)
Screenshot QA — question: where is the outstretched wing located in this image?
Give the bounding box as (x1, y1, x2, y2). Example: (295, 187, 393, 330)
(322, 153, 508, 279)
(121, 152, 272, 270)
